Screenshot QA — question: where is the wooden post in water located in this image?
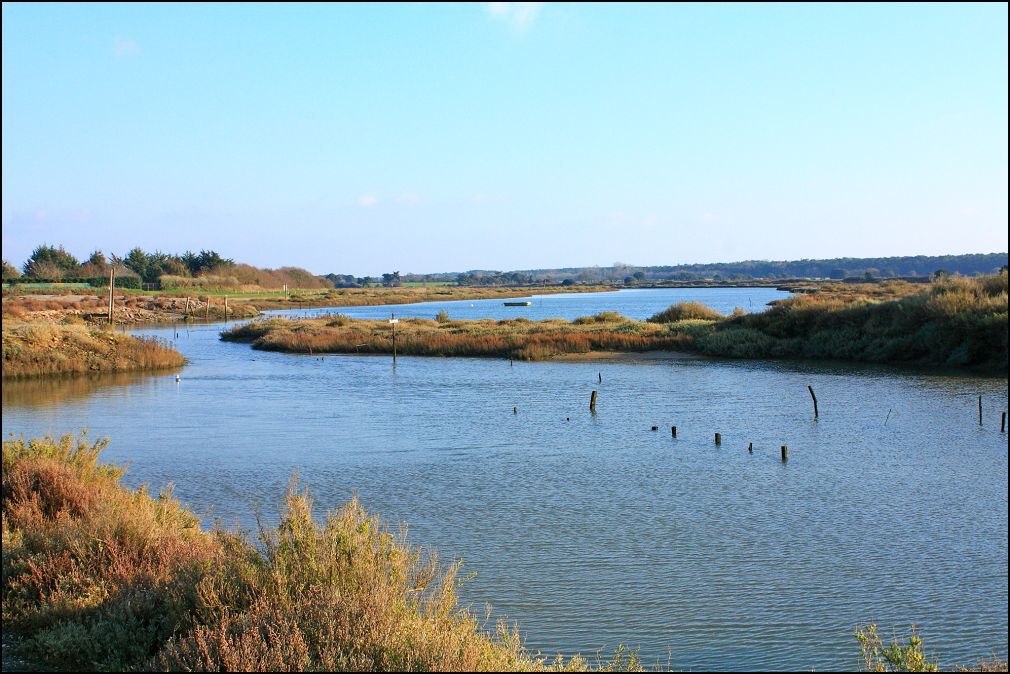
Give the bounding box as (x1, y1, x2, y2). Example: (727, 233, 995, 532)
(224, 296, 229, 322)
(978, 396, 982, 426)
(1001, 411, 1006, 433)
(671, 425, 677, 438)
(107, 267, 115, 326)
(598, 372, 602, 383)
(715, 432, 721, 445)
(513, 406, 518, 415)
(589, 390, 598, 414)
(748, 442, 753, 453)
(184, 296, 191, 319)
(391, 312, 397, 366)
(781, 445, 788, 462)
(206, 298, 210, 321)
(808, 385, 819, 418)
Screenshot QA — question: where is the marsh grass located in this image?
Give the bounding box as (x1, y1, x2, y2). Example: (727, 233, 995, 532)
(701, 272, 1008, 370)
(1, 322, 186, 379)
(221, 274, 1007, 371)
(3, 433, 641, 672)
(222, 314, 692, 361)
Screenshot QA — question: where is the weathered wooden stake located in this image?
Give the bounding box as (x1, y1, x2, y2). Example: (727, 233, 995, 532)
(224, 296, 229, 322)
(107, 267, 115, 326)
(978, 395, 982, 426)
(748, 442, 753, 453)
(392, 312, 397, 366)
(589, 390, 598, 414)
(598, 372, 602, 383)
(206, 299, 210, 321)
(184, 296, 191, 319)
(513, 406, 518, 415)
(671, 426, 677, 438)
(1001, 411, 1006, 433)
(781, 445, 788, 462)
(808, 385, 818, 418)
(714, 432, 721, 445)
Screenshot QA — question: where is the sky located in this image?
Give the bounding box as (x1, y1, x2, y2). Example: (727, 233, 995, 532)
(2, 3, 1007, 276)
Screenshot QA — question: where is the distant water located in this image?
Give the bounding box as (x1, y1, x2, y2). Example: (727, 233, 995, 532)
(283, 286, 791, 321)
(3, 288, 1006, 671)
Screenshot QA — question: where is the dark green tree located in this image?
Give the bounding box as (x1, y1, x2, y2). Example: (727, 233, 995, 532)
(22, 244, 80, 277)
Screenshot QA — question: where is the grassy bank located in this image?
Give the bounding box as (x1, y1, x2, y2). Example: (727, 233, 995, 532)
(220, 275, 1008, 372)
(2, 285, 605, 325)
(210, 284, 608, 310)
(1, 322, 186, 379)
(222, 312, 692, 361)
(690, 273, 1008, 371)
(1, 292, 259, 326)
(1, 433, 635, 672)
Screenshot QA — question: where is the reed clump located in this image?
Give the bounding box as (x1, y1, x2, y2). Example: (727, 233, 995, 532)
(647, 301, 724, 322)
(1, 322, 186, 379)
(3, 433, 640, 672)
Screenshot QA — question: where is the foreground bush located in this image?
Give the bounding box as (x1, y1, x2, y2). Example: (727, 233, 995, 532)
(2, 434, 641, 672)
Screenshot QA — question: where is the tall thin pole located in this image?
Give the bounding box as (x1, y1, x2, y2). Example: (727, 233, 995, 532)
(392, 312, 397, 366)
(108, 267, 115, 326)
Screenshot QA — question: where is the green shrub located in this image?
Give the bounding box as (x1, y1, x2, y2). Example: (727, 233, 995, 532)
(647, 302, 722, 323)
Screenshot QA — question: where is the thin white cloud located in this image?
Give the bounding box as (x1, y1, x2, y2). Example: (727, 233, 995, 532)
(358, 193, 379, 208)
(113, 36, 140, 57)
(486, 2, 543, 31)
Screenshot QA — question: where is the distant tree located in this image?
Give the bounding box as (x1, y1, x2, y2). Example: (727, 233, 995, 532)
(381, 271, 402, 287)
(632, 271, 646, 281)
(829, 269, 847, 280)
(933, 269, 950, 280)
(624, 276, 635, 285)
(23, 244, 79, 277)
(88, 250, 108, 267)
(124, 247, 149, 277)
(561, 278, 575, 286)
(2, 259, 20, 279)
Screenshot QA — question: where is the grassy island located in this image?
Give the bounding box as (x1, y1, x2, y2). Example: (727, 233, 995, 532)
(222, 273, 1008, 372)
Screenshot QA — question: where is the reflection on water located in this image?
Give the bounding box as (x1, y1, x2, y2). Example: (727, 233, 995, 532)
(2, 288, 1007, 671)
(3, 372, 150, 409)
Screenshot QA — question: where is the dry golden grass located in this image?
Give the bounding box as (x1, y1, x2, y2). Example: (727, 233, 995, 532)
(1, 322, 186, 379)
(3, 433, 641, 672)
(222, 313, 693, 361)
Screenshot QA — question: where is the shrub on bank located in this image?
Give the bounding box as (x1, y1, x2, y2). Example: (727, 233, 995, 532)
(647, 302, 723, 323)
(3, 433, 643, 672)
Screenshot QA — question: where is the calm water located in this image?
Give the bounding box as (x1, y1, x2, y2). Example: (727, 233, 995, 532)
(286, 286, 791, 321)
(3, 288, 1007, 670)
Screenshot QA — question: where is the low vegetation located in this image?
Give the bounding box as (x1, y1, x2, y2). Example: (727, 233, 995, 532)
(2, 292, 259, 325)
(692, 273, 1008, 370)
(221, 274, 1008, 371)
(855, 624, 1006, 672)
(1, 322, 186, 379)
(1, 433, 639, 671)
(222, 312, 692, 361)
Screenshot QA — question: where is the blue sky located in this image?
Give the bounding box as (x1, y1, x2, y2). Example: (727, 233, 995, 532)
(3, 3, 1007, 275)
